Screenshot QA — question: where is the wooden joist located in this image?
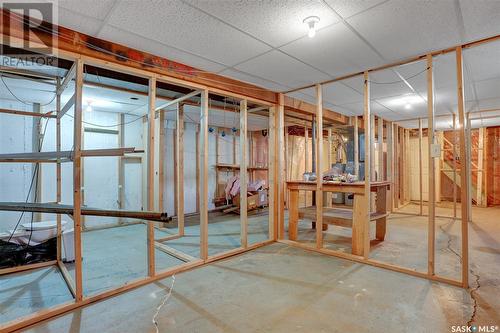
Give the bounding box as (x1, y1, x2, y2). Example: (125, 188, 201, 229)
(0, 202, 172, 222)
(0, 108, 56, 118)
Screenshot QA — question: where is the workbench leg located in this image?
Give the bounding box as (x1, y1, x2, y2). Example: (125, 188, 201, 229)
(375, 186, 387, 241)
(352, 194, 369, 257)
(289, 189, 299, 240)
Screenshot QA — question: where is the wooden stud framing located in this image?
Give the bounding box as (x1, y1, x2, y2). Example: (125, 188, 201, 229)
(394, 124, 399, 209)
(147, 77, 156, 277)
(378, 117, 384, 181)
(268, 106, 277, 240)
(386, 121, 393, 212)
(199, 89, 209, 260)
(305, 125, 309, 172)
(158, 112, 165, 214)
(370, 115, 376, 181)
(315, 84, 323, 249)
(456, 46, 469, 288)
(277, 93, 285, 240)
(73, 59, 84, 301)
(453, 115, 457, 217)
(56, 78, 62, 262)
(419, 118, 423, 215)
(477, 127, 485, 206)
(426, 54, 436, 276)
(176, 103, 185, 235)
(118, 113, 125, 224)
(240, 99, 248, 248)
(353, 72, 371, 259)
(354, 116, 359, 177)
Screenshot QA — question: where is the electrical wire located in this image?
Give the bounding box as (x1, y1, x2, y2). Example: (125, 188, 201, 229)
(64, 112, 145, 128)
(6, 13, 274, 93)
(7, 118, 50, 248)
(0, 74, 57, 106)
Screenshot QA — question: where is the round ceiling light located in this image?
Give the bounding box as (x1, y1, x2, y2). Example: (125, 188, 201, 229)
(303, 16, 320, 38)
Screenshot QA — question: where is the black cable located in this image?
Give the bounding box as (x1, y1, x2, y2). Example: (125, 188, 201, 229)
(64, 112, 145, 128)
(0, 74, 57, 106)
(7, 118, 50, 247)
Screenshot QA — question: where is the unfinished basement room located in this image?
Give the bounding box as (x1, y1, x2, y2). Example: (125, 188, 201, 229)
(0, 1, 499, 332)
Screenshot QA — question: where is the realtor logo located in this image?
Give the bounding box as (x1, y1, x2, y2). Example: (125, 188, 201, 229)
(1, 1, 58, 64)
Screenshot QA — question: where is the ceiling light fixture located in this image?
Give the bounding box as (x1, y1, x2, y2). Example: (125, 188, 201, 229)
(303, 16, 320, 38)
(404, 103, 412, 110)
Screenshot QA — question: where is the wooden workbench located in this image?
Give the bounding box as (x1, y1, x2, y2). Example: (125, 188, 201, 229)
(287, 180, 390, 256)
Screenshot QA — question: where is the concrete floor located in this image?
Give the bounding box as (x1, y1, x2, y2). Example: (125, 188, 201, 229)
(0, 211, 270, 324)
(2, 204, 499, 331)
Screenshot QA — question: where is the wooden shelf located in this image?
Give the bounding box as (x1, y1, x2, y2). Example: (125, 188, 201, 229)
(299, 206, 388, 228)
(216, 163, 268, 171)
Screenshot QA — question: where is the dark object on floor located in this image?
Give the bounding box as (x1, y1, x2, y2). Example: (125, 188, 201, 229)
(0, 237, 57, 269)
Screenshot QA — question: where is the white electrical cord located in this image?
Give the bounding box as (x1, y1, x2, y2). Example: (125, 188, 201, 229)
(152, 275, 176, 333)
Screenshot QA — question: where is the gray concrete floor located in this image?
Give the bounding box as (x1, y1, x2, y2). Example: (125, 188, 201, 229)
(0, 211, 270, 324)
(2, 204, 499, 332)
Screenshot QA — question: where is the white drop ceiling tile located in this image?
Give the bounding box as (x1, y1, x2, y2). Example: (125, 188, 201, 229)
(393, 60, 428, 94)
(474, 78, 500, 101)
(340, 76, 364, 94)
(434, 53, 458, 89)
(369, 70, 413, 99)
(463, 44, 500, 82)
(477, 97, 500, 111)
(471, 117, 500, 128)
(286, 89, 316, 105)
(218, 69, 289, 92)
(106, 1, 271, 66)
(280, 23, 384, 77)
(235, 50, 331, 89)
(98, 25, 226, 73)
(58, 0, 116, 21)
(459, 0, 500, 42)
(323, 81, 363, 105)
(185, 0, 339, 47)
(324, 0, 387, 19)
(324, 101, 354, 115)
(347, 1, 462, 61)
(335, 104, 362, 116)
(57, 8, 103, 36)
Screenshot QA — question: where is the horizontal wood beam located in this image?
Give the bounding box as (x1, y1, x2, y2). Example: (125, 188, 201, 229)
(283, 95, 350, 125)
(0, 9, 277, 104)
(155, 90, 201, 112)
(0, 108, 56, 118)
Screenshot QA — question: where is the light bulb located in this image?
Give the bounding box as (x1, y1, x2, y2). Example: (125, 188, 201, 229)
(303, 16, 320, 39)
(405, 103, 411, 110)
(308, 26, 316, 38)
